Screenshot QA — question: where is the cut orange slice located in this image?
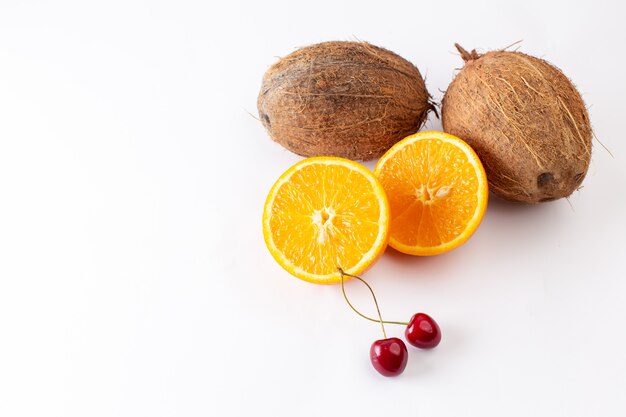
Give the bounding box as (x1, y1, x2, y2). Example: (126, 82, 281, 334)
(263, 157, 389, 284)
(374, 131, 488, 256)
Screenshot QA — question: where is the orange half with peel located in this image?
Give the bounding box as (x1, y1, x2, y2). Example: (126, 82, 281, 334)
(374, 131, 488, 256)
(263, 157, 389, 284)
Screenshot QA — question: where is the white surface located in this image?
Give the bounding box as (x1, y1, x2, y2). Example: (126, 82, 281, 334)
(1, 1, 625, 416)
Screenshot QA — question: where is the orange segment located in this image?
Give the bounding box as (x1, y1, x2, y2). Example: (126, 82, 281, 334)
(374, 131, 488, 255)
(263, 157, 389, 284)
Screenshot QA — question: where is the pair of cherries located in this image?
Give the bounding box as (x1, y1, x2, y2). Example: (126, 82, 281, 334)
(339, 269, 441, 377)
(371, 312, 441, 376)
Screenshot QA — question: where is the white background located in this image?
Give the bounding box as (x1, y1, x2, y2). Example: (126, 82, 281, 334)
(1, 1, 625, 416)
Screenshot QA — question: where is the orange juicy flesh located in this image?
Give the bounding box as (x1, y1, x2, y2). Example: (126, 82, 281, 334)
(377, 138, 481, 248)
(269, 163, 382, 276)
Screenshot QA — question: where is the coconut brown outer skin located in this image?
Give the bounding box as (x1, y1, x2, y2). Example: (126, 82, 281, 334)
(258, 41, 432, 161)
(442, 49, 592, 203)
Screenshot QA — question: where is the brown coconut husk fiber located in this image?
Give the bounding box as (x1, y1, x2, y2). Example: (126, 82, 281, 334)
(442, 44, 592, 204)
(258, 41, 434, 160)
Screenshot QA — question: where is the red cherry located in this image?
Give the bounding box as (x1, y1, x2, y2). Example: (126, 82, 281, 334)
(405, 313, 441, 349)
(370, 337, 408, 377)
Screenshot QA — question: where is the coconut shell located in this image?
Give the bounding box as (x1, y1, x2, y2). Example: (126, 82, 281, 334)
(258, 41, 433, 160)
(442, 44, 592, 203)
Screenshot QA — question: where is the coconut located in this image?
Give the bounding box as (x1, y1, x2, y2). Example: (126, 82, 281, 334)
(258, 41, 433, 160)
(442, 44, 592, 203)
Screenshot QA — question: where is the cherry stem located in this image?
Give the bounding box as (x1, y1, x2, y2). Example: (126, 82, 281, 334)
(338, 268, 409, 337)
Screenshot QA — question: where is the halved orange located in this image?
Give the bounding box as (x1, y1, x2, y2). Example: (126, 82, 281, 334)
(263, 157, 389, 284)
(374, 131, 488, 256)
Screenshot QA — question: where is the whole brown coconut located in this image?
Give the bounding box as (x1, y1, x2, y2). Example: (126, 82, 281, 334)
(258, 41, 433, 160)
(442, 44, 592, 203)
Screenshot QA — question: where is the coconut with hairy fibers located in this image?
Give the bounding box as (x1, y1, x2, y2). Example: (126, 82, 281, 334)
(258, 41, 433, 161)
(442, 44, 592, 203)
